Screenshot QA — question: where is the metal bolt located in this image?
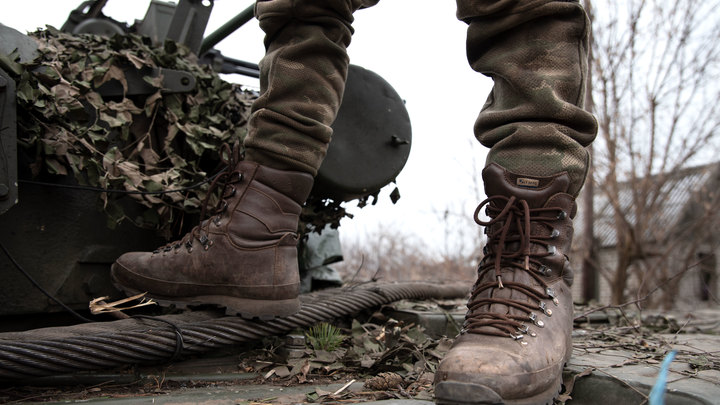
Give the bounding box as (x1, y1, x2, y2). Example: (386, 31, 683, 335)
(279, 334, 306, 360)
(285, 334, 306, 348)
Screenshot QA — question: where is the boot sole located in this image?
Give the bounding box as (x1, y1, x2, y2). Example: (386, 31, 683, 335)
(434, 374, 562, 405)
(113, 283, 300, 320)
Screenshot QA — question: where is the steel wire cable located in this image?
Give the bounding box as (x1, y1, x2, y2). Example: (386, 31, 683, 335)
(0, 282, 468, 379)
(8, 342, 117, 369)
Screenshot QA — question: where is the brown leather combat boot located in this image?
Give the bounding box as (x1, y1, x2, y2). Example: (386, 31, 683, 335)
(434, 163, 577, 405)
(111, 159, 313, 319)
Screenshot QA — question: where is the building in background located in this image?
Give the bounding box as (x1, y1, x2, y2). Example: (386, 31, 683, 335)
(571, 163, 720, 309)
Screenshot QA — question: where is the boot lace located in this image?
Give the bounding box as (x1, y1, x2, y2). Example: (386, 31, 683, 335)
(154, 144, 244, 254)
(464, 195, 567, 341)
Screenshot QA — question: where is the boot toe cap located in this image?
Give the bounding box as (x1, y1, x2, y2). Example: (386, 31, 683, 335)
(434, 336, 563, 402)
(111, 252, 155, 292)
(434, 380, 503, 405)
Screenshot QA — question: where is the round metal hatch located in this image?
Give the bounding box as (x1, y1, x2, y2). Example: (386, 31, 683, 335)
(313, 65, 412, 201)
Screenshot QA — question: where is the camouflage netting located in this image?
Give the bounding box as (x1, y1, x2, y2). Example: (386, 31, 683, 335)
(14, 26, 255, 236)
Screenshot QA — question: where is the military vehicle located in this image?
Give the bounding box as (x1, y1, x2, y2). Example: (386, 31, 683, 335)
(0, 0, 411, 321)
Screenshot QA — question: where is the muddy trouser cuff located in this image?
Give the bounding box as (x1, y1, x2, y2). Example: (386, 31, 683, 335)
(243, 0, 378, 176)
(458, 0, 598, 196)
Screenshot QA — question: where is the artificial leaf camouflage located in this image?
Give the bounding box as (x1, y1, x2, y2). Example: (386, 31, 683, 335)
(14, 26, 255, 236)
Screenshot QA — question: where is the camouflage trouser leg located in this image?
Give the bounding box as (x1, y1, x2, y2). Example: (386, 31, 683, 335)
(457, 0, 598, 196)
(244, 0, 379, 176)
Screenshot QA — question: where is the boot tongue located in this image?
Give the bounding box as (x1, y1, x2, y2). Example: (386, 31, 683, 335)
(482, 163, 571, 207)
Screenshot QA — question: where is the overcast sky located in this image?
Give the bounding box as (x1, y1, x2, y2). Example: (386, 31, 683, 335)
(5, 0, 493, 256)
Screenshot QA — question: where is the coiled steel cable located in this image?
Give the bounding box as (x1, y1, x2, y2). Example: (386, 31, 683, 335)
(0, 282, 467, 380)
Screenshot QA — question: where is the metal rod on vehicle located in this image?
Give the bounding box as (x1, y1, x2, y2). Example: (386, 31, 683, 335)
(200, 4, 256, 55)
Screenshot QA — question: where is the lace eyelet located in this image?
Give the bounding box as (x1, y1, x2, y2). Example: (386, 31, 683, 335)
(539, 301, 553, 316)
(518, 324, 537, 337)
(529, 313, 545, 328)
(547, 245, 557, 256)
(197, 234, 213, 250)
(550, 229, 560, 239)
(546, 287, 560, 306)
(557, 210, 568, 220)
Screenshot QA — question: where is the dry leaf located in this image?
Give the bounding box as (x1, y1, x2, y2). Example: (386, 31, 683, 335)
(89, 293, 156, 314)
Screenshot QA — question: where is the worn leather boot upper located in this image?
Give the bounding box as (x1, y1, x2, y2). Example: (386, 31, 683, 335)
(435, 164, 576, 404)
(111, 158, 313, 319)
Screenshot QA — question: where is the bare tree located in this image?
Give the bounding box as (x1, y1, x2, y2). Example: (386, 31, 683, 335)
(589, 0, 720, 306)
(333, 138, 486, 285)
(335, 225, 477, 284)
